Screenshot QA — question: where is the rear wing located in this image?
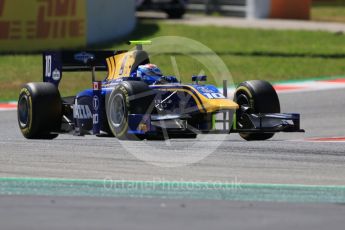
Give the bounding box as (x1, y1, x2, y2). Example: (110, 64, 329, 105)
(43, 50, 150, 86)
(43, 51, 122, 86)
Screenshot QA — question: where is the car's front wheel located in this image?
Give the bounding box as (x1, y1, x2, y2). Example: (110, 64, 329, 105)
(234, 80, 280, 141)
(106, 81, 154, 140)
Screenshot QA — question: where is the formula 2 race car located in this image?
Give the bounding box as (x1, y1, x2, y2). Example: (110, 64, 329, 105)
(17, 41, 304, 141)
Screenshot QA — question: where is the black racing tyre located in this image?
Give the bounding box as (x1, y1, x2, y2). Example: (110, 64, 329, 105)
(234, 80, 280, 141)
(17, 82, 62, 139)
(165, 2, 185, 19)
(106, 81, 154, 140)
(165, 8, 185, 19)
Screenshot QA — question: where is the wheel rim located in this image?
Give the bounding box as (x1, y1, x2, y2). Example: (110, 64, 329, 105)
(110, 94, 125, 128)
(18, 95, 29, 128)
(236, 93, 250, 107)
(235, 92, 253, 129)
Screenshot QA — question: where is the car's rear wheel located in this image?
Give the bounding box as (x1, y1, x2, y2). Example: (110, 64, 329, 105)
(17, 82, 62, 139)
(234, 80, 280, 141)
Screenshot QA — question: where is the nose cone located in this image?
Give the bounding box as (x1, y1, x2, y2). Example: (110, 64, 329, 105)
(202, 98, 239, 113)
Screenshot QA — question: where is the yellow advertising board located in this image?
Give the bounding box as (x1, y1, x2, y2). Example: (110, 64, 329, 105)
(0, 0, 86, 52)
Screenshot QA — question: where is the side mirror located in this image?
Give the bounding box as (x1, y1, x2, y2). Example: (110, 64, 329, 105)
(192, 75, 207, 83)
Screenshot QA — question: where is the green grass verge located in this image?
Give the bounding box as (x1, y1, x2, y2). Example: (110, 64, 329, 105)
(312, 5, 345, 23)
(1, 21, 345, 100)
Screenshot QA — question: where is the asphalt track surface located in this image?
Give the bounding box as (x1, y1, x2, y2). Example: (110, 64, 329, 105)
(0, 89, 345, 229)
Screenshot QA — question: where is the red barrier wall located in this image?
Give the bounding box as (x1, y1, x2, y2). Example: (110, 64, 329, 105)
(270, 0, 311, 20)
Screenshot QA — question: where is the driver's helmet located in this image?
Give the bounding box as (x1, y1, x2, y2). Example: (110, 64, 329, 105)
(136, 64, 163, 84)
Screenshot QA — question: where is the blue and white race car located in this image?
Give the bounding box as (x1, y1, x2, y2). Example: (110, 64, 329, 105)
(17, 41, 303, 141)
